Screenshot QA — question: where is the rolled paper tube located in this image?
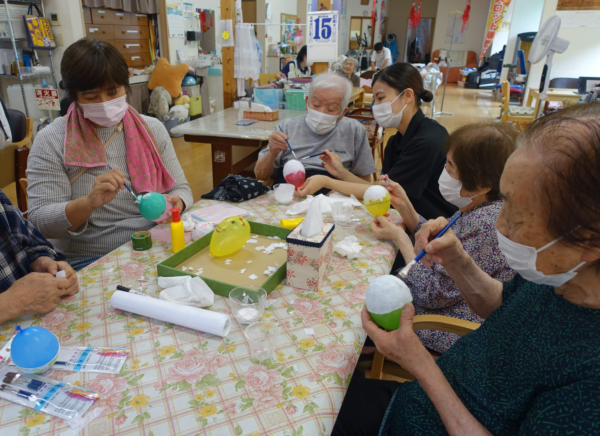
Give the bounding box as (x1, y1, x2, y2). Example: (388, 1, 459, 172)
(110, 291, 232, 337)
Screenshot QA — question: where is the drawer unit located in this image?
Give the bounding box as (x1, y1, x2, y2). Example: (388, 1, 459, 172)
(124, 52, 151, 68)
(114, 25, 149, 40)
(92, 9, 131, 25)
(83, 7, 92, 24)
(114, 39, 149, 54)
(133, 14, 148, 25)
(86, 24, 114, 40)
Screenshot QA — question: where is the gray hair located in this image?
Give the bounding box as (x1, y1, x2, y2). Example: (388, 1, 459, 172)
(345, 57, 359, 71)
(309, 72, 353, 108)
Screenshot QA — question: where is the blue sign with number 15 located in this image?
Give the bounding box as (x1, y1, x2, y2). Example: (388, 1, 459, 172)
(313, 17, 333, 40)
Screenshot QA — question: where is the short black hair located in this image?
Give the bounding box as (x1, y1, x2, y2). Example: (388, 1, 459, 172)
(297, 45, 308, 64)
(374, 42, 383, 51)
(61, 38, 130, 101)
(521, 103, 600, 256)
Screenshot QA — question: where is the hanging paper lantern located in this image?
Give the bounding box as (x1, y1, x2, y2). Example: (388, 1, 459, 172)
(462, 0, 471, 34)
(416, 0, 422, 28)
(409, 0, 417, 30)
(294, 29, 304, 47)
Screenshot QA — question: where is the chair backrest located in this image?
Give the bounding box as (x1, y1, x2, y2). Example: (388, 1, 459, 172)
(258, 73, 278, 86)
(6, 109, 26, 143)
(549, 77, 579, 89)
(501, 80, 510, 112)
(516, 49, 527, 75)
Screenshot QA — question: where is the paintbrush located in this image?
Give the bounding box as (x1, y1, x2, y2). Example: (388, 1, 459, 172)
(4, 373, 44, 391)
(0, 383, 37, 401)
(398, 213, 462, 280)
(301, 151, 327, 160)
(277, 125, 298, 160)
(106, 164, 138, 201)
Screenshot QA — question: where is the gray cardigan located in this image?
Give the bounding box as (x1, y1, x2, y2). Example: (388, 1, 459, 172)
(27, 116, 193, 263)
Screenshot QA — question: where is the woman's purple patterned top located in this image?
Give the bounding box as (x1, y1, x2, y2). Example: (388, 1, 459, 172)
(405, 200, 515, 353)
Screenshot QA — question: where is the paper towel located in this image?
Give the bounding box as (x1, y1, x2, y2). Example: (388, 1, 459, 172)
(110, 291, 231, 337)
(334, 236, 363, 259)
(158, 276, 214, 308)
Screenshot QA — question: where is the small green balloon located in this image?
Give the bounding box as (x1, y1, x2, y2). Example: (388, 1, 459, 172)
(138, 192, 167, 221)
(369, 308, 403, 331)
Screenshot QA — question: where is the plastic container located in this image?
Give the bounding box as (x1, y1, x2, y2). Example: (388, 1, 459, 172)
(10, 326, 60, 374)
(254, 88, 284, 110)
(245, 321, 281, 360)
(286, 89, 308, 110)
(229, 286, 267, 325)
(170, 208, 186, 253)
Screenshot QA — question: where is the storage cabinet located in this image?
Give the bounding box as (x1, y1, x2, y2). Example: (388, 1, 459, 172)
(91, 9, 131, 25)
(115, 40, 149, 54)
(87, 7, 151, 68)
(124, 52, 151, 68)
(133, 14, 148, 25)
(114, 25, 149, 40)
(83, 7, 92, 24)
(85, 24, 114, 40)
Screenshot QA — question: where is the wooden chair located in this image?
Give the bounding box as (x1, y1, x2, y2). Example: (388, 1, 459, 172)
(345, 108, 385, 177)
(368, 315, 480, 381)
(0, 110, 33, 212)
(258, 73, 278, 86)
(500, 80, 536, 129)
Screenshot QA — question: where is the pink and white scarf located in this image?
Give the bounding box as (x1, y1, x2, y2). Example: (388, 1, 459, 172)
(63, 103, 176, 194)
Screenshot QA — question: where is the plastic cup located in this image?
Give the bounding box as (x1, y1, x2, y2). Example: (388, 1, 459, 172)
(273, 183, 295, 204)
(245, 321, 281, 360)
(229, 286, 267, 325)
(332, 202, 353, 226)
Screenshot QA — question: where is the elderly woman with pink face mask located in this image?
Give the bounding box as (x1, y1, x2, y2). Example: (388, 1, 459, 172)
(26, 39, 192, 270)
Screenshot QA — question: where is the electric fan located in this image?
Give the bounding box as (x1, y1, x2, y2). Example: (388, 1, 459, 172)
(529, 15, 570, 101)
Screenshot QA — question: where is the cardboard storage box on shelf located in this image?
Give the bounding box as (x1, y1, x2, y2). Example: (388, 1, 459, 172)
(285, 222, 335, 292)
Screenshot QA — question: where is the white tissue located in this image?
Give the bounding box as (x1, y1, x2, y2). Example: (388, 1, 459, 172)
(181, 213, 195, 232)
(192, 222, 214, 241)
(301, 195, 324, 238)
(286, 194, 362, 215)
(56, 270, 66, 278)
(334, 236, 363, 259)
(157, 276, 214, 308)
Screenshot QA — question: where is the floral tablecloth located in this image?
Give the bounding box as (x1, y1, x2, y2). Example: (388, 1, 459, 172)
(0, 192, 399, 436)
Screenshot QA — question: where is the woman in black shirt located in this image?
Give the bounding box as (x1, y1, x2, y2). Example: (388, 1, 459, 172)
(375, 63, 456, 219)
(298, 63, 456, 220)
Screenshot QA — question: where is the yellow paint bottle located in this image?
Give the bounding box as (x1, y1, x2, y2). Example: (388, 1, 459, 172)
(170, 208, 186, 253)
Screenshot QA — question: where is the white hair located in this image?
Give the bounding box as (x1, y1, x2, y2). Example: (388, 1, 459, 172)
(309, 72, 353, 108)
(345, 57, 359, 71)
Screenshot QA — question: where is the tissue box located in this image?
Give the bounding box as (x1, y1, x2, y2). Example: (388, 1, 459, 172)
(285, 222, 335, 292)
(243, 110, 279, 121)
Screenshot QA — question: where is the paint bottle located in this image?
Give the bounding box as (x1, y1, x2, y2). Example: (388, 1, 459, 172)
(170, 208, 185, 253)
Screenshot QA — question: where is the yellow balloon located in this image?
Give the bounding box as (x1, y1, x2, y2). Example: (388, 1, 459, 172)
(210, 216, 251, 257)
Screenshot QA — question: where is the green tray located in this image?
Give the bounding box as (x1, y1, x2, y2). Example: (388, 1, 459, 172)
(157, 221, 291, 298)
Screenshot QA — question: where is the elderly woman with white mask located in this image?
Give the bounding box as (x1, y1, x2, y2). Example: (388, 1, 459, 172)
(254, 72, 376, 190)
(333, 103, 600, 436)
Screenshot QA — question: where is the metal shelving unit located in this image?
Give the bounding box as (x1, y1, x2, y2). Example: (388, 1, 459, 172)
(1, 0, 58, 117)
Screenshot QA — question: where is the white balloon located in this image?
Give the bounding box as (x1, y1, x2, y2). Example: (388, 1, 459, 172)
(366, 275, 413, 315)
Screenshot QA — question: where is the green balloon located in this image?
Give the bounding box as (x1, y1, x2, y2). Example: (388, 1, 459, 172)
(369, 307, 403, 331)
(138, 192, 167, 221)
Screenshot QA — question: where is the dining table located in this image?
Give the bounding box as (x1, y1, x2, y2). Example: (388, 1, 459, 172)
(0, 192, 399, 436)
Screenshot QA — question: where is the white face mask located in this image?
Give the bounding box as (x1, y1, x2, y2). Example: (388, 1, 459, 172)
(372, 90, 407, 128)
(496, 230, 586, 287)
(438, 168, 477, 208)
(305, 107, 341, 135)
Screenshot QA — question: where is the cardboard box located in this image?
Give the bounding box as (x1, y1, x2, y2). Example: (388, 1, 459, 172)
(157, 221, 291, 298)
(285, 222, 335, 292)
